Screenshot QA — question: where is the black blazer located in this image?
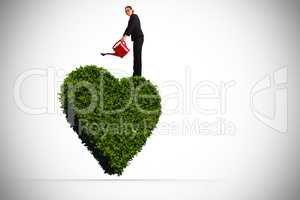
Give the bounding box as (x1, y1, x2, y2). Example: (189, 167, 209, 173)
(123, 13, 144, 41)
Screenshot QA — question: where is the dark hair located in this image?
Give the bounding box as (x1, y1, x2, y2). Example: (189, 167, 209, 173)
(125, 5, 134, 13)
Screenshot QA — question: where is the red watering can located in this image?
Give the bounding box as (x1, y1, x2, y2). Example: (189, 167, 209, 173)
(101, 39, 130, 58)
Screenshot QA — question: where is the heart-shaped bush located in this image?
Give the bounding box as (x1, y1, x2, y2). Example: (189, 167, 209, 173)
(58, 65, 161, 175)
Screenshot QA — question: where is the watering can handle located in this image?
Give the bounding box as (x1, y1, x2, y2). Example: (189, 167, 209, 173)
(113, 40, 126, 49)
(121, 40, 126, 45)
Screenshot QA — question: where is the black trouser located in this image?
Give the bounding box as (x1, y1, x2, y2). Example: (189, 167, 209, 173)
(132, 36, 144, 76)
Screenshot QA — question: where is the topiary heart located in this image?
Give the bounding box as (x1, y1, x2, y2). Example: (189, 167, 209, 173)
(58, 65, 161, 175)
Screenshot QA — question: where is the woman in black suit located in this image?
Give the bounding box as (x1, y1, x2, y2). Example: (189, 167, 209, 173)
(121, 6, 144, 76)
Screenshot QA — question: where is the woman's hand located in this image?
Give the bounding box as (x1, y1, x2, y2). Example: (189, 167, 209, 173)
(121, 35, 127, 41)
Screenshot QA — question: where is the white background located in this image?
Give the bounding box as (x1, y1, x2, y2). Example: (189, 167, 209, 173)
(1, 0, 300, 199)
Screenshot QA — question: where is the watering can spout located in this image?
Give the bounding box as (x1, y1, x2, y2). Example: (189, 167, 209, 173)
(101, 53, 117, 57)
(101, 40, 130, 58)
